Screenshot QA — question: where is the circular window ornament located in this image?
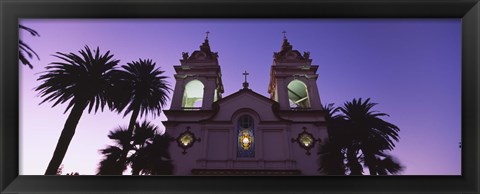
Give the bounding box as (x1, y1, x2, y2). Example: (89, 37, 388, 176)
(176, 127, 201, 154)
(291, 127, 321, 155)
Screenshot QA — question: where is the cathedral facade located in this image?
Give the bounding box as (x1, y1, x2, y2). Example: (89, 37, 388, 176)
(163, 36, 328, 175)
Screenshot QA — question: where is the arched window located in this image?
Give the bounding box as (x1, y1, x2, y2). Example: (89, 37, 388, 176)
(287, 80, 310, 108)
(237, 115, 254, 157)
(182, 80, 204, 108)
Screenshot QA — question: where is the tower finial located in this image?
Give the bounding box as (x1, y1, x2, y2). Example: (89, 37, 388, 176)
(282, 30, 287, 40)
(242, 70, 250, 89)
(205, 31, 210, 40)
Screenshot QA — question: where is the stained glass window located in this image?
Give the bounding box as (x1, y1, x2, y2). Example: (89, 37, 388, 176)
(237, 115, 254, 157)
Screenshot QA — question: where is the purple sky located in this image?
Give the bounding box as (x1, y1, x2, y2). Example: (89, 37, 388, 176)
(19, 19, 461, 175)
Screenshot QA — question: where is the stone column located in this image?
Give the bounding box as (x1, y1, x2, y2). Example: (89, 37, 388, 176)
(170, 77, 185, 110)
(307, 74, 322, 110)
(276, 78, 290, 110)
(202, 78, 215, 110)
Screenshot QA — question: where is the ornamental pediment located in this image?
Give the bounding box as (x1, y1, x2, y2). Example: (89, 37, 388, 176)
(273, 39, 312, 63)
(180, 39, 219, 64)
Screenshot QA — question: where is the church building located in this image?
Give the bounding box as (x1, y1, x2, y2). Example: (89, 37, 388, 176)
(162, 34, 328, 175)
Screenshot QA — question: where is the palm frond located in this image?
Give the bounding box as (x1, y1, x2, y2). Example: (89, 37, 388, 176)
(35, 45, 120, 113)
(19, 25, 40, 36)
(132, 121, 157, 147)
(336, 98, 401, 175)
(107, 126, 132, 149)
(98, 122, 174, 175)
(376, 155, 404, 175)
(97, 154, 127, 175)
(109, 58, 171, 118)
(19, 25, 40, 68)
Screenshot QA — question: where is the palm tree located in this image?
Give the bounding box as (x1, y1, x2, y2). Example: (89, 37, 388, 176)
(129, 121, 157, 175)
(318, 104, 346, 175)
(345, 148, 364, 175)
(133, 133, 174, 175)
(319, 103, 364, 175)
(375, 155, 404, 175)
(318, 139, 345, 175)
(19, 25, 40, 68)
(110, 59, 171, 134)
(36, 46, 120, 175)
(97, 121, 173, 175)
(97, 128, 131, 175)
(339, 98, 401, 175)
(106, 59, 170, 175)
(129, 121, 173, 175)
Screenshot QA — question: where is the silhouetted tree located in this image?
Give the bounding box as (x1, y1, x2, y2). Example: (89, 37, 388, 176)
(107, 59, 171, 174)
(339, 98, 401, 175)
(129, 121, 157, 175)
(137, 134, 174, 175)
(97, 121, 173, 175)
(56, 164, 64, 175)
(110, 59, 171, 134)
(37, 46, 120, 175)
(319, 99, 403, 175)
(19, 25, 40, 68)
(345, 148, 364, 175)
(97, 128, 131, 175)
(319, 103, 364, 175)
(318, 104, 346, 175)
(131, 133, 174, 175)
(375, 155, 404, 175)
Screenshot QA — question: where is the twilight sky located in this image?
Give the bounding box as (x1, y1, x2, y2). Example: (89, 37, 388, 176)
(19, 19, 461, 175)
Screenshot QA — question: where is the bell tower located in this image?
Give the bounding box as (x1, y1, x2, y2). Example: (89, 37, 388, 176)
(268, 33, 323, 110)
(170, 33, 224, 110)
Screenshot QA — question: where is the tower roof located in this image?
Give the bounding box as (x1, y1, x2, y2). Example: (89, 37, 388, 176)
(181, 34, 219, 64)
(273, 35, 311, 63)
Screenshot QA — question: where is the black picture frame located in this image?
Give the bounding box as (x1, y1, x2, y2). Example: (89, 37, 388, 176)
(1, 0, 478, 193)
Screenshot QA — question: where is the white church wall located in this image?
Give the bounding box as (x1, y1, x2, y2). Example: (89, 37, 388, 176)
(206, 130, 229, 161)
(262, 129, 286, 161)
(166, 123, 204, 175)
(167, 120, 327, 175)
(212, 93, 278, 122)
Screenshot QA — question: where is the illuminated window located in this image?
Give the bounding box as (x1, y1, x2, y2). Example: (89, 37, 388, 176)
(237, 115, 254, 157)
(287, 80, 310, 108)
(182, 80, 204, 108)
(176, 127, 201, 154)
(291, 127, 320, 155)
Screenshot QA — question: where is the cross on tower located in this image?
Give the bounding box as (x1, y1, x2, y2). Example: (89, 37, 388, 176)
(243, 70, 249, 83)
(206, 31, 210, 40)
(282, 30, 287, 40)
(242, 70, 250, 89)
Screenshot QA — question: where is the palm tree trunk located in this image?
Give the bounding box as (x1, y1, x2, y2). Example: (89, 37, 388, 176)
(124, 106, 140, 175)
(45, 102, 87, 175)
(132, 167, 141, 175)
(127, 107, 140, 134)
(365, 154, 377, 175)
(346, 149, 363, 175)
